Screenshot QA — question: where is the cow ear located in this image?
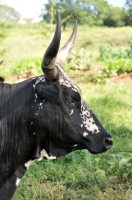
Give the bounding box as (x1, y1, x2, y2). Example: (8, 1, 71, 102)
(35, 82, 60, 104)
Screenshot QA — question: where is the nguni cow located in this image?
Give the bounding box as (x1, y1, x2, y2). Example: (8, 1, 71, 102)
(0, 12, 113, 200)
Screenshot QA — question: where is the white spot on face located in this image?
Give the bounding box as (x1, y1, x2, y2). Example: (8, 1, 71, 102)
(83, 132, 88, 137)
(81, 99, 100, 134)
(83, 117, 99, 133)
(33, 132, 35, 135)
(16, 177, 21, 186)
(25, 160, 34, 169)
(37, 149, 56, 161)
(69, 109, 73, 115)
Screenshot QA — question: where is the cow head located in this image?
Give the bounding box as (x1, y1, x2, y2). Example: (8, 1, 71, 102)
(29, 12, 113, 161)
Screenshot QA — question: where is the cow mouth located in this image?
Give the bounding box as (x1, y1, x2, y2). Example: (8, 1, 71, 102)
(71, 144, 85, 151)
(55, 141, 84, 151)
(86, 140, 113, 154)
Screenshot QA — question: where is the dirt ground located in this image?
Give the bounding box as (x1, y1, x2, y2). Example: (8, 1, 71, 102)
(3, 69, 132, 84)
(109, 73, 132, 83)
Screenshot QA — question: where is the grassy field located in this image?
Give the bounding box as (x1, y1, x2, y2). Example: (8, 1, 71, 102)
(1, 23, 132, 78)
(0, 23, 132, 200)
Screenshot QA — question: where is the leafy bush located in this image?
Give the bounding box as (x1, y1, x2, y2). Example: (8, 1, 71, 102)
(99, 44, 129, 60)
(65, 48, 90, 71)
(103, 59, 132, 77)
(11, 57, 42, 76)
(90, 40, 132, 83)
(99, 44, 113, 60)
(99, 39, 132, 61)
(82, 39, 94, 47)
(85, 71, 107, 84)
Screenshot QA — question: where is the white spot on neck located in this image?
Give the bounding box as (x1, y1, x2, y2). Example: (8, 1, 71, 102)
(16, 177, 21, 186)
(25, 160, 34, 169)
(69, 109, 73, 115)
(37, 149, 56, 161)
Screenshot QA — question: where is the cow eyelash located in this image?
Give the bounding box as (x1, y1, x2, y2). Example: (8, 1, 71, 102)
(66, 99, 74, 105)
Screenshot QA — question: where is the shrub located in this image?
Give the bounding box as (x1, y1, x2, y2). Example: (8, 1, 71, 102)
(99, 44, 113, 60)
(99, 39, 132, 61)
(65, 48, 91, 71)
(11, 57, 42, 76)
(104, 59, 132, 77)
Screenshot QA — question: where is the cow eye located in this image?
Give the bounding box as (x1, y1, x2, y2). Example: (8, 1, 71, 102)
(66, 99, 74, 105)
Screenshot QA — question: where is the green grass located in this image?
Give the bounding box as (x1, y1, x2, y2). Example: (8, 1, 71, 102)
(0, 23, 132, 199)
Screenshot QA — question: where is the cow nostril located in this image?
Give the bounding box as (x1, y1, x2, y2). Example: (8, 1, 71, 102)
(104, 138, 113, 149)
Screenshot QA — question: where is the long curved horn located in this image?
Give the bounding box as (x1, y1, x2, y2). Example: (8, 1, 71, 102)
(56, 21, 77, 66)
(41, 12, 61, 79)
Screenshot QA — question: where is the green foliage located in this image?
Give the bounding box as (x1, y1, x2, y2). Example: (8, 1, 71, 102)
(82, 39, 94, 47)
(42, 0, 132, 27)
(103, 7, 125, 27)
(103, 59, 132, 77)
(41, 0, 132, 27)
(88, 59, 132, 84)
(11, 57, 42, 76)
(111, 152, 132, 169)
(94, 39, 132, 81)
(99, 39, 132, 60)
(86, 71, 107, 84)
(65, 48, 90, 71)
(99, 44, 113, 60)
(43, 0, 115, 27)
(124, 1, 132, 25)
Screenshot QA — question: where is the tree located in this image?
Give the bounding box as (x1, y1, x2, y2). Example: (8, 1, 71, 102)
(0, 4, 20, 22)
(124, 0, 132, 25)
(42, 0, 110, 27)
(76, 0, 109, 25)
(43, 0, 76, 30)
(103, 6, 125, 27)
(42, 0, 125, 27)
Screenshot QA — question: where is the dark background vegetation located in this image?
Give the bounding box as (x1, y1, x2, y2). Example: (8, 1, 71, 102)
(42, 0, 132, 29)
